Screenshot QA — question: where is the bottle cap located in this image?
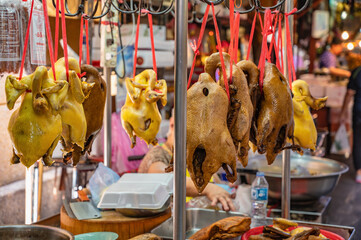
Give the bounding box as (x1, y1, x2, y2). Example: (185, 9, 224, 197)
(256, 171, 265, 177)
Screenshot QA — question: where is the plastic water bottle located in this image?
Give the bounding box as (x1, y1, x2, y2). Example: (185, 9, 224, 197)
(251, 172, 269, 219)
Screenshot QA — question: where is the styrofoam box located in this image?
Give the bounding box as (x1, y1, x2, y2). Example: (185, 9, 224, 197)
(97, 182, 169, 209)
(119, 173, 173, 194)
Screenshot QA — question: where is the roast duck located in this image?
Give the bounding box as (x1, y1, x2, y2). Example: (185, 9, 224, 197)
(128, 233, 161, 240)
(204, 52, 253, 167)
(121, 69, 167, 148)
(187, 72, 237, 192)
(291, 80, 327, 150)
(189, 216, 251, 240)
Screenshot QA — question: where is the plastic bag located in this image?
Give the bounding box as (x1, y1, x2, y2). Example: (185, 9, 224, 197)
(88, 163, 120, 206)
(331, 124, 350, 158)
(233, 184, 252, 215)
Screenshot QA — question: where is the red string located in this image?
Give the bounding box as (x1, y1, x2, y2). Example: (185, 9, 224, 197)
(187, 4, 210, 89)
(85, 19, 90, 65)
(267, 12, 278, 61)
(54, 0, 60, 60)
(228, 0, 235, 83)
(187, 5, 210, 89)
(258, 9, 272, 92)
(232, 13, 241, 63)
(60, 0, 69, 81)
(285, 8, 297, 88)
(42, 0, 56, 80)
(278, 14, 284, 73)
(132, 13, 141, 79)
(147, 12, 157, 78)
(246, 13, 257, 60)
(79, 14, 84, 67)
(211, 3, 230, 100)
(19, 0, 35, 80)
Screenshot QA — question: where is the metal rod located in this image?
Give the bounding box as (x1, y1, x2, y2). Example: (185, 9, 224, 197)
(37, 162, 44, 221)
(282, 0, 293, 219)
(104, 67, 112, 168)
(173, 0, 188, 239)
(25, 165, 35, 224)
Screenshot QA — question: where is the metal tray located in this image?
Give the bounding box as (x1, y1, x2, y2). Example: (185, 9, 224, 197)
(151, 209, 355, 240)
(151, 208, 248, 239)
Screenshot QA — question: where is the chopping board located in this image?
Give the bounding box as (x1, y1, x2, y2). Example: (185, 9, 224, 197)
(60, 206, 171, 239)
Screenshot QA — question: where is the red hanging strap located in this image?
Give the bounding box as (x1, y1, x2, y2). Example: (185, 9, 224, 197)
(78, 14, 84, 68)
(246, 13, 257, 60)
(85, 19, 90, 65)
(211, 3, 230, 100)
(285, 8, 297, 88)
(277, 14, 284, 73)
(147, 11, 157, 78)
(60, 0, 69, 81)
(258, 9, 272, 92)
(232, 13, 241, 63)
(42, 0, 56, 80)
(228, 0, 235, 83)
(54, 0, 60, 60)
(132, 13, 141, 79)
(187, 5, 210, 89)
(19, 0, 35, 80)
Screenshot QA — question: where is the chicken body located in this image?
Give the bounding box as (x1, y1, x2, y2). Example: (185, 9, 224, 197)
(292, 80, 327, 150)
(255, 63, 294, 164)
(121, 70, 167, 148)
(205, 53, 253, 167)
(187, 73, 237, 193)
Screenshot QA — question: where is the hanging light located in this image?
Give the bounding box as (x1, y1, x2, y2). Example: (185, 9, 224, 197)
(347, 42, 354, 50)
(341, 11, 347, 20)
(342, 31, 349, 40)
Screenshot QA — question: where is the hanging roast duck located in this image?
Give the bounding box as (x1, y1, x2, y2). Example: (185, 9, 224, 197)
(291, 80, 327, 150)
(187, 72, 237, 193)
(70, 64, 107, 165)
(6, 66, 68, 167)
(252, 63, 297, 164)
(121, 69, 167, 148)
(204, 52, 253, 167)
(48, 58, 94, 165)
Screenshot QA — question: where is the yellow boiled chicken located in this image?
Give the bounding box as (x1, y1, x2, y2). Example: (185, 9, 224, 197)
(48, 58, 94, 165)
(292, 80, 328, 150)
(121, 69, 167, 148)
(6, 66, 68, 167)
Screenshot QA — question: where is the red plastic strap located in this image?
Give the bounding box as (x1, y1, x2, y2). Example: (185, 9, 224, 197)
(79, 14, 84, 67)
(132, 13, 141, 79)
(232, 13, 241, 63)
(258, 9, 272, 92)
(54, 0, 59, 60)
(228, 0, 235, 83)
(277, 14, 284, 73)
(60, 0, 69, 81)
(212, 3, 230, 100)
(42, 0, 56, 80)
(77, 72, 86, 78)
(85, 19, 90, 65)
(246, 13, 257, 60)
(285, 8, 297, 88)
(19, 0, 35, 80)
(267, 12, 278, 60)
(147, 12, 157, 78)
(187, 4, 210, 89)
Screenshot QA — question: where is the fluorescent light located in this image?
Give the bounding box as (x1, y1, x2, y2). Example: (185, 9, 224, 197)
(342, 31, 349, 40)
(347, 42, 354, 50)
(341, 11, 347, 20)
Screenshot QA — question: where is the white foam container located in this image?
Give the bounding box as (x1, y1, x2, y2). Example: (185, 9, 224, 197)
(97, 182, 169, 210)
(118, 173, 173, 194)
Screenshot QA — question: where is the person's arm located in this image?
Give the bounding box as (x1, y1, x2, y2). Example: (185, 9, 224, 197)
(329, 67, 351, 78)
(147, 162, 235, 211)
(340, 89, 355, 124)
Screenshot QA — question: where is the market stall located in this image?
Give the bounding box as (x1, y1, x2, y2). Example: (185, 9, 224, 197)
(0, 0, 358, 239)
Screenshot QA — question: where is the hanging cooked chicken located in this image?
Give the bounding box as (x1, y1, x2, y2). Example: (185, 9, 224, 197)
(6, 66, 68, 167)
(187, 73, 237, 193)
(253, 63, 295, 165)
(48, 57, 94, 165)
(292, 80, 328, 150)
(204, 52, 253, 167)
(236, 60, 260, 144)
(70, 65, 107, 165)
(121, 69, 167, 148)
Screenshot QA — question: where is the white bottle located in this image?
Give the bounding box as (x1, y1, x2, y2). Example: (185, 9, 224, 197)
(251, 172, 269, 219)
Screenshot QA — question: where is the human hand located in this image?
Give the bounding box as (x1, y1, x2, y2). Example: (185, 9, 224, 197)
(203, 183, 235, 211)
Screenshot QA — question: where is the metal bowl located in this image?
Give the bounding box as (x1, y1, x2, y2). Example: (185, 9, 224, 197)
(242, 154, 349, 201)
(0, 225, 74, 240)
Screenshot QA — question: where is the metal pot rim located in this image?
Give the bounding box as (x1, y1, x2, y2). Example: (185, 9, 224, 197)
(0, 224, 74, 239)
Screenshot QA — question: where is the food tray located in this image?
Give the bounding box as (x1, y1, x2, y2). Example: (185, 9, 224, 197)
(151, 208, 248, 240)
(151, 210, 355, 240)
(118, 173, 173, 194)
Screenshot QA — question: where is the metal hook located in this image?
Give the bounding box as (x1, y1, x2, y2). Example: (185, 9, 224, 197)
(201, 0, 225, 6)
(224, 0, 256, 14)
(111, 0, 138, 14)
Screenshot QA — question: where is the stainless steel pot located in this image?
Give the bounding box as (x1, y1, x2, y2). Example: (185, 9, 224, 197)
(0, 225, 74, 240)
(241, 154, 349, 201)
